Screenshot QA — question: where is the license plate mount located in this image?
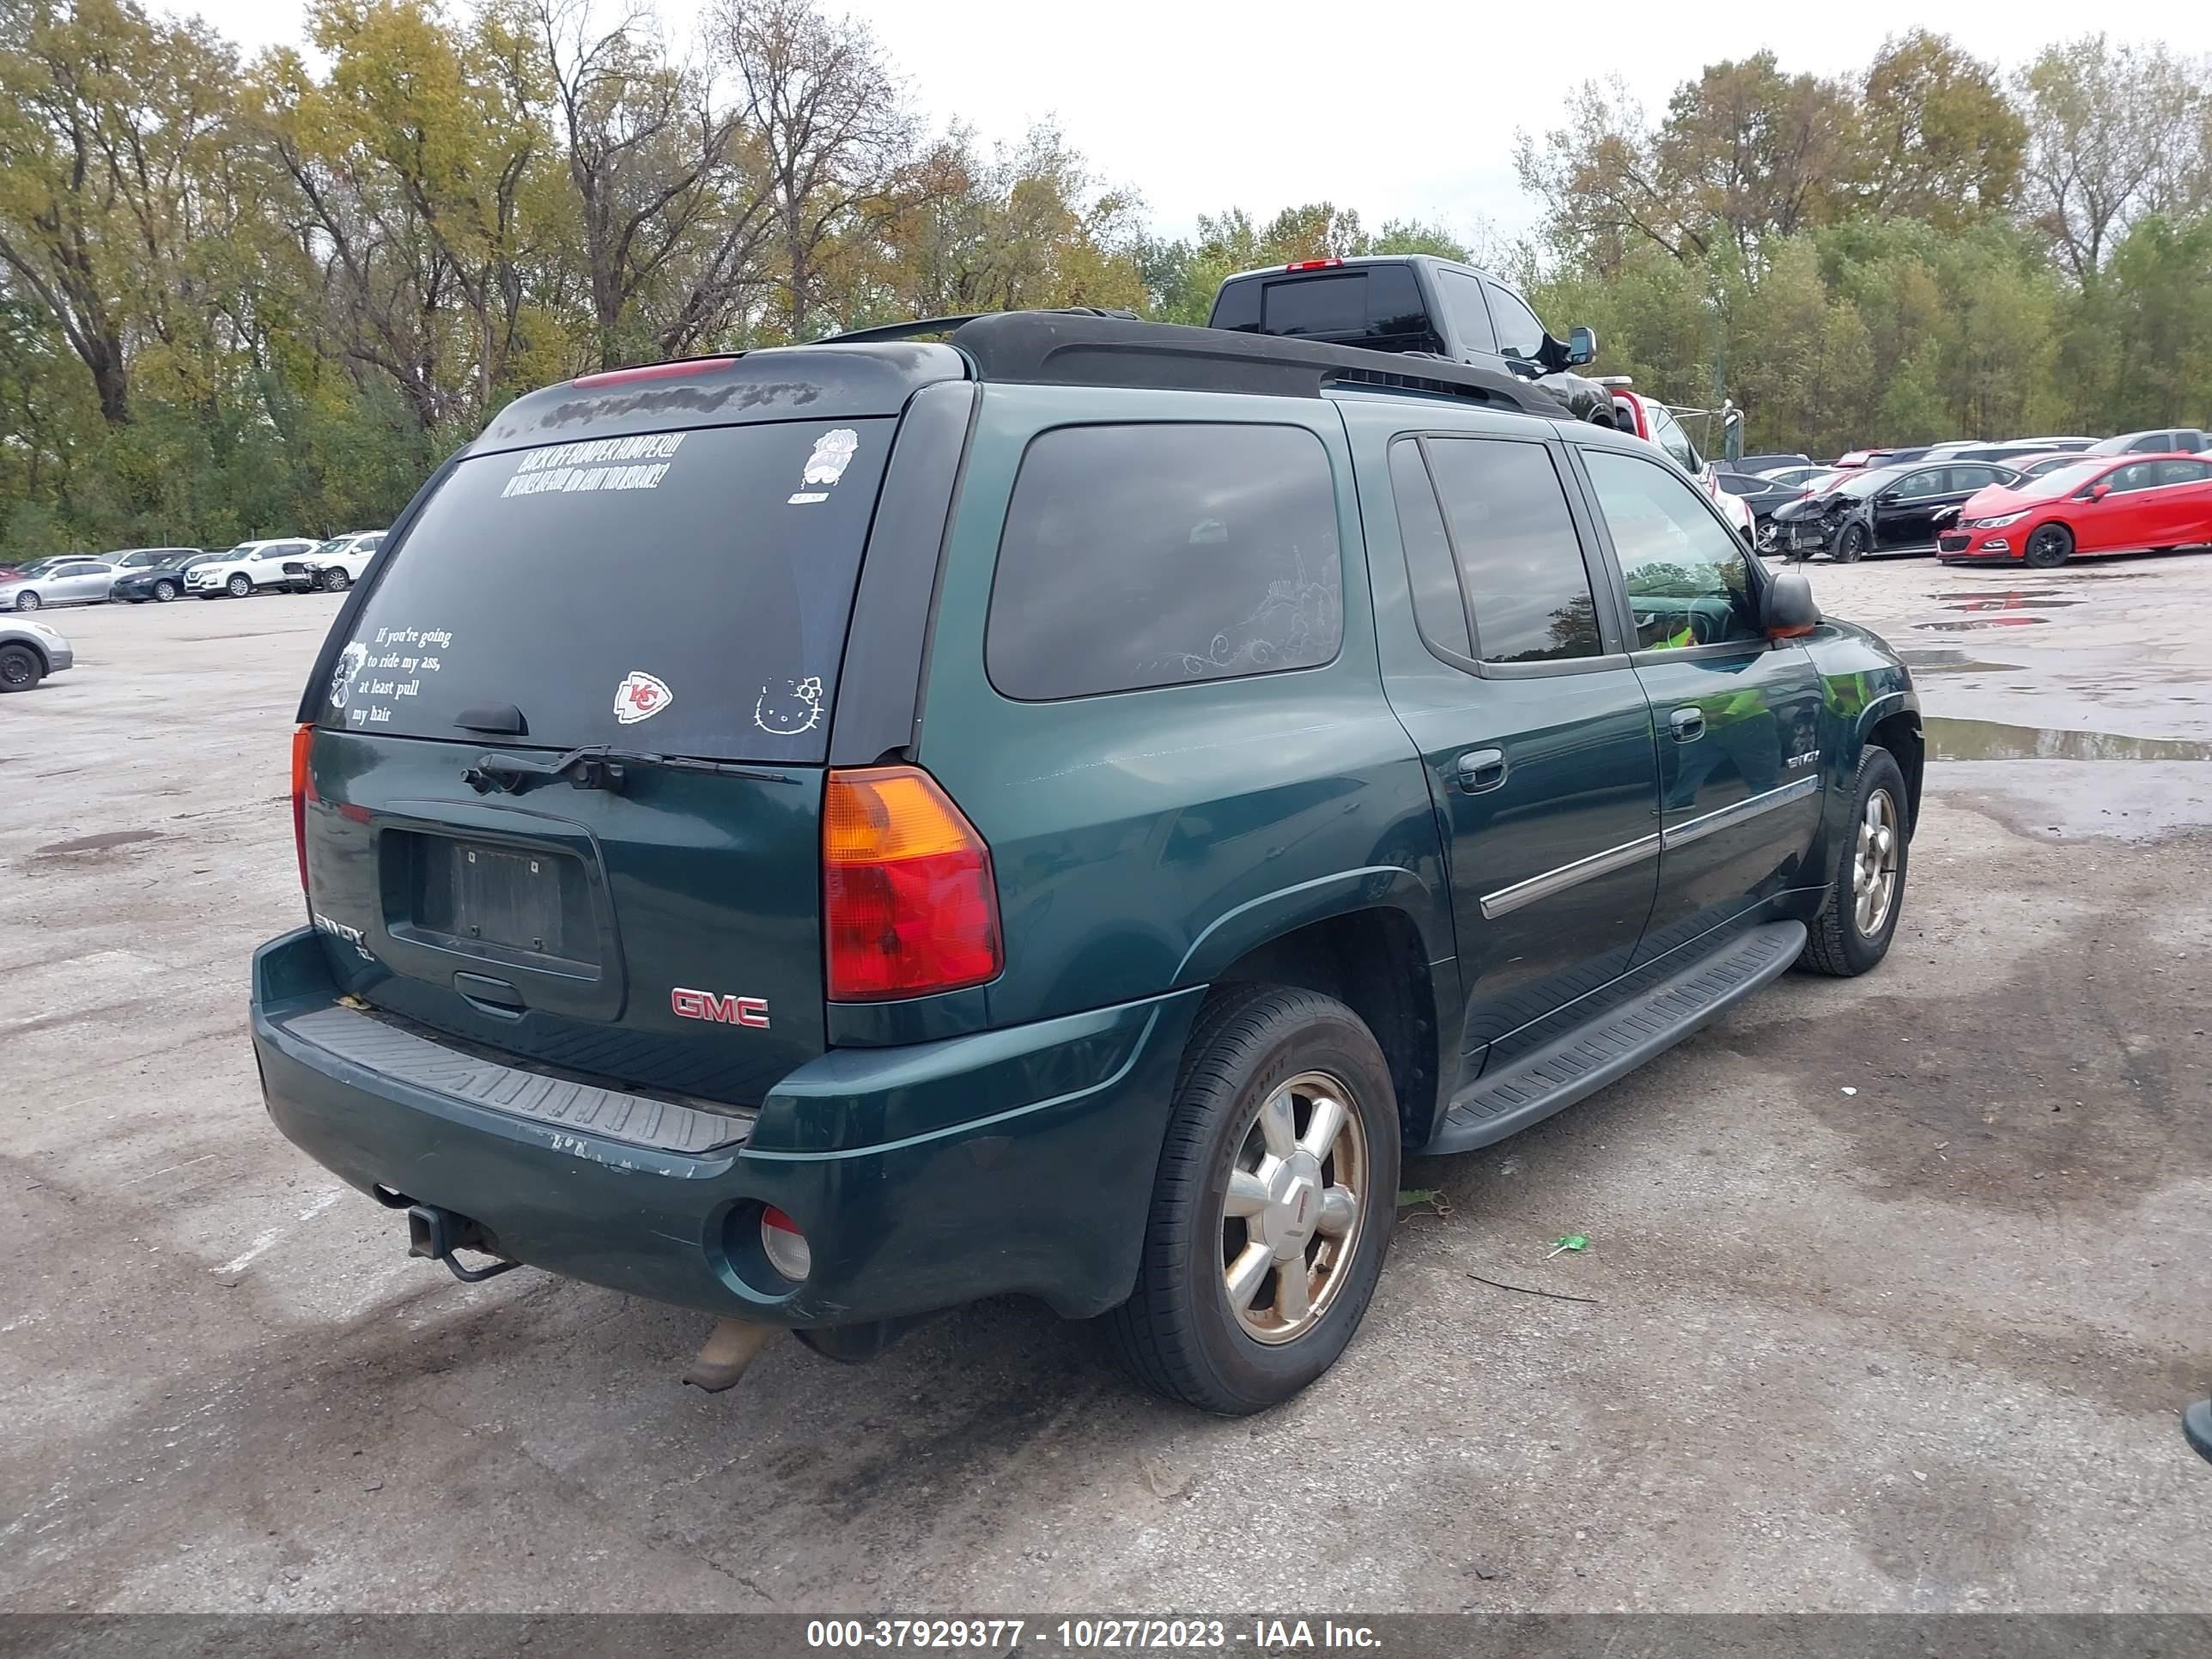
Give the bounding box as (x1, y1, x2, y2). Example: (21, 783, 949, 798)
(408, 835, 595, 969)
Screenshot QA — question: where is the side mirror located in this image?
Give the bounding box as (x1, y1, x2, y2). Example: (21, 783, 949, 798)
(1765, 571, 1821, 639)
(1565, 325, 1597, 368)
(1875, 489, 1900, 505)
(2089, 482, 2111, 501)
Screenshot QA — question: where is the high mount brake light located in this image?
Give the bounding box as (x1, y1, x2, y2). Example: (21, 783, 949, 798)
(571, 357, 733, 389)
(290, 722, 316, 891)
(823, 766, 1002, 1001)
(1285, 258, 1343, 271)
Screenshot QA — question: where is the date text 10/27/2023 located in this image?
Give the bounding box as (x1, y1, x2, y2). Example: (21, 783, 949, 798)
(805, 1620, 1382, 1650)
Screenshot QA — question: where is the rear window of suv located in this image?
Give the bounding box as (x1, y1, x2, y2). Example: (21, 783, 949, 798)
(987, 423, 1342, 701)
(321, 418, 893, 762)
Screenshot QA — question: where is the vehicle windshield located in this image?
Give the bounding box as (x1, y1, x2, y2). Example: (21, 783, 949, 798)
(15, 557, 72, 576)
(314, 538, 351, 555)
(2016, 461, 2106, 499)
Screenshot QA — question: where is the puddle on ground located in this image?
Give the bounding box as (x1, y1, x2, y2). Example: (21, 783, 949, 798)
(1936, 596, 2080, 611)
(1897, 646, 2018, 675)
(1928, 588, 2063, 601)
(1913, 617, 2050, 630)
(1925, 718, 2212, 763)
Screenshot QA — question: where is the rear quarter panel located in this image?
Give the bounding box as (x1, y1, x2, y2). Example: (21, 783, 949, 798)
(914, 384, 1453, 1030)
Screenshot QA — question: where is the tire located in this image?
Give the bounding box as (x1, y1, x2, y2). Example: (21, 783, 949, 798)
(2023, 524, 2073, 569)
(325, 568, 350, 592)
(1797, 745, 1910, 978)
(226, 573, 252, 598)
(1104, 985, 1401, 1414)
(14, 590, 39, 612)
(1831, 523, 1870, 563)
(152, 580, 177, 602)
(0, 641, 43, 692)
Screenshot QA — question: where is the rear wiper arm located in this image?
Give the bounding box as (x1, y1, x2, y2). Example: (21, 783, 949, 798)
(464, 744, 627, 795)
(463, 745, 797, 795)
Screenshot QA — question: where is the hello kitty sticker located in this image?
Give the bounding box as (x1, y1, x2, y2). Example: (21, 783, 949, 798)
(755, 676, 823, 735)
(787, 428, 860, 505)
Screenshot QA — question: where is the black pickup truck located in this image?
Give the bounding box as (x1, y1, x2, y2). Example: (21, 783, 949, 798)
(1209, 254, 1618, 428)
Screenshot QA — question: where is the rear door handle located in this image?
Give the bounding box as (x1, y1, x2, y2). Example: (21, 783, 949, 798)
(1670, 707, 1705, 743)
(1455, 747, 1508, 793)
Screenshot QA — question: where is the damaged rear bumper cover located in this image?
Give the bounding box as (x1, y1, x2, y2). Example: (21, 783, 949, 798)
(251, 927, 1198, 1328)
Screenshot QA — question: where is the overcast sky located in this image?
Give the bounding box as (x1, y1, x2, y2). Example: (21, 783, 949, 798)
(183, 0, 2212, 244)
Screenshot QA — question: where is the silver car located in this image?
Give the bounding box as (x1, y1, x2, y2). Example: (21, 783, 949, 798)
(0, 556, 119, 611)
(0, 616, 73, 690)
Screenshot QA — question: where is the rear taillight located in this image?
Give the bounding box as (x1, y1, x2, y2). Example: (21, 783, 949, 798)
(823, 765, 1002, 1001)
(290, 722, 316, 890)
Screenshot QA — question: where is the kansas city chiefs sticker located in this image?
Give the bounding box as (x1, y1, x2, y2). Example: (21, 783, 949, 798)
(613, 670, 672, 725)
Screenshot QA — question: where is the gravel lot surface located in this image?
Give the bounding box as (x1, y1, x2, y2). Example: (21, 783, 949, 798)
(3, 553, 2209, 1613)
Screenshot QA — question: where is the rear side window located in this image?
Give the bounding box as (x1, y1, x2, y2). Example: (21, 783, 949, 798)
(1424, 438, 1601, 664)
(324, 418, 894, 762)
(1210, 279, 1261, 331)
(988, 423, 1342, 701)
(1389, 440, 1474, 659)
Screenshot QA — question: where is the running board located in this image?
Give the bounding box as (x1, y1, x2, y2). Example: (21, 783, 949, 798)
(1424, 920, 1807, 1155)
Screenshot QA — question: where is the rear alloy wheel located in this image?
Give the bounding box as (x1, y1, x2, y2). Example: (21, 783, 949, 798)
(1831, 522, 1870, 563)
(226, 573, 252, 598)
(2023, 524, 2073, 569)
(1797, 745, 1909, 977)
(14, 590, 39, 612)
(1106, 986, 1399, 1414)
(152, 579, 178, 602)
(0, 641, 43, 692)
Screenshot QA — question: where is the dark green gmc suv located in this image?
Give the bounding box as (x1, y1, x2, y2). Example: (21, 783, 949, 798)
(252, 312, 1920, 1413)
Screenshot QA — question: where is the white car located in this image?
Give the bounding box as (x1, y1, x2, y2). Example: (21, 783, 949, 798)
(297, 530, 386, 592)
(184, 538, 322, 599)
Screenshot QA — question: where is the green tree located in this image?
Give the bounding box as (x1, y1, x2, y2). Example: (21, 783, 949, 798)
(1855, 31, 2024, 228)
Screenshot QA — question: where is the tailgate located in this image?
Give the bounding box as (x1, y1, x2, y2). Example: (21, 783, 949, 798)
(303, 732, 824, 1105)
(294, 411, 914, 1103)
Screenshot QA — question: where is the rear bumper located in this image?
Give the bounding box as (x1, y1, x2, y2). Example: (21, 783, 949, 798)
(252, 927, 1201, 1325)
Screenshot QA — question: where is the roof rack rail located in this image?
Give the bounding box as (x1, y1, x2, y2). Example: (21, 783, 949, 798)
(935, 311, 1564, 417)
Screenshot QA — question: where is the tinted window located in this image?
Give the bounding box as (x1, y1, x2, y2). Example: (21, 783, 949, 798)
(327, 418, 894, 762)
(1389, 440, 1473, 659)
(1210, 278, 1261, 331)
(1484, 282, 1545, 359)
(2129, 434, 2166, 453)
(1893, 469, 1946, 497)
(1583, 449, 1762, 651)
(2154, 459, 2209, 485)
(1433, 269, 1495, 352)
(988, 424, 1342, 701)
(2106, 462, 2160, 493)
(1945, 465, 2002, 489)
(1717, 473, 1759, 495)
(1425, 438, 1600, 664)
(1258, 267, 1429, 343)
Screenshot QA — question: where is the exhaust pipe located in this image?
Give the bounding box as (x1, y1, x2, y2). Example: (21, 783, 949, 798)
(681, 1316, 781, 1393)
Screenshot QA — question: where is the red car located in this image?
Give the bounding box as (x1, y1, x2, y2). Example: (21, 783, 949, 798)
(1937, 453, 2212, 568)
